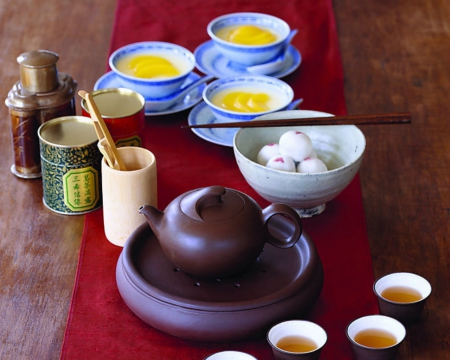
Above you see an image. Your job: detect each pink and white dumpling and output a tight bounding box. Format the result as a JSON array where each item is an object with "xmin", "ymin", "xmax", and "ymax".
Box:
[
  {"xmin": 266, "ymin": 155, "xmax": 296, "ymax": 172},
  {"xmin": 297, "ymin": 157, "xmax": 328, "ymax": 173},
  {"xmin": 256, "ymin": 143, "xmax": 280, "ymax": 165},
  {"xmin": 279, "ymin": 130, "xmax": 313, "ymax": 162},
  {"xmin": 307, "ymin": 149, "xmax": 318, "ymax": 159}
]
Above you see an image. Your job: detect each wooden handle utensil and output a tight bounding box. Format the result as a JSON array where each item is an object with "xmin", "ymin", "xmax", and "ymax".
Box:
[
  {"xmin": 183, "ymin": 112, "xmax": 411, "ymax": 129},
  {"xmin": 78, "ymin": 90, "xmax": 127, "ymax": 171}
]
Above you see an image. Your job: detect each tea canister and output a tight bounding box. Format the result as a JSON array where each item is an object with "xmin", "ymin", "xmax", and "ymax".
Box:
[
  {"xmin": 5, "ymin": 50, "xmax": 77, "ymax": 179},
  {"xmin": 38, "ymin": 116, "xmax": 102, "ymax": 215},
  {"xmin": 80, "ymin": 88, "xmax": 145, "ymax": 148}
]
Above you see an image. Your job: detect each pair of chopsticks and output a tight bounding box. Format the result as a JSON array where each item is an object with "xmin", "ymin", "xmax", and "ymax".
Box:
[
  {"xmin": 78, "ymin": 90, "xmax": 127, "ymax": 171},
  {"xmin": 183, "ymin": 112, "xmax": 412, "ymax": 129}
]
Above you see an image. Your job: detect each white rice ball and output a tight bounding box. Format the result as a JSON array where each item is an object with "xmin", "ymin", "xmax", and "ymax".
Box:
[
  {"xmin": 279, "ymin": 130, "xmax": 313, "ymax": 162},
  {"xmin": 266, "ymin": 155, "xmax": 296, "ymax": 172},
  {"xmin": 307, "ymin": 149, "xmax": 318, "ymax": 159},
  {"xmin": 256, "ymin": 143, "xmax": 280, "ymax": 165},
  {"xmin": 297, "ymin": 158, "xmax": 328, "ymax": 173}
]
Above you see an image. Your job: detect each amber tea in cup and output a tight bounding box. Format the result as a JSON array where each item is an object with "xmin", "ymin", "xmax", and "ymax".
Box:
[
  {"xmin": 380, "ymin": 286, "xmax": 422, "ymax": 303},
  {"xmin": 353, "ymin": 328, "xmax": 398, "ymax": 348},
  {"xmin": 346, "ymin": 315, "xmax": 406, "ymax": 360},
  {"xmin": 276, "ymin": 335, "xmax": 318, "ymax": 353},
  {"xmin": 374, "ymin": 272, "xmax": 431, "ymax": 324},
  {"xmin": 267, "ymin": 320, "xmax": 327, "ymax": 359}
]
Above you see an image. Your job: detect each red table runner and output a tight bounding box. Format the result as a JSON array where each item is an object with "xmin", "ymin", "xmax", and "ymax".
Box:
[{"xmin": 60, "ymin": 0, "xmax": 378, "ymax": 359}]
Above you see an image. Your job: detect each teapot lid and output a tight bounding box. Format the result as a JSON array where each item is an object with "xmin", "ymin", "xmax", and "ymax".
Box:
[{"xmin": 180, "ymin": 186, "xmax": 245, "ymax": 221}]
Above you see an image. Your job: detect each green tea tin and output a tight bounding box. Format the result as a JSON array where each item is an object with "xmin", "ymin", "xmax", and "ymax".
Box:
[{"xmin": 38, "ymin": 116, "xmax": 102, "ymax": 214}]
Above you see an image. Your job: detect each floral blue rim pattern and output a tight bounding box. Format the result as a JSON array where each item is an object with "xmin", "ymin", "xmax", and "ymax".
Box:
[{"xmin": 208, "ymin": 12, "xmax": 290, "ymax": 48}]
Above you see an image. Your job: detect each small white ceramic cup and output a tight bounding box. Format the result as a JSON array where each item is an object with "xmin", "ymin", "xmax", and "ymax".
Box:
[
  {"xmin": 102, "ymin": 146, "xmax": 157, "ymax": 246},
  {"xmin": 267, "ymin": 320, "xmax": 327, "ymax": 359},
  {"xmin": 204, "ymin": 351, "xmax": 257, "ymax": 359},
  {"xmin": 373, "ymin": 272, "xmax": 432, "ymax": 324},
  {"xmin": 346, "ymin": 315, "xmax": 406, "ymax": 360}
]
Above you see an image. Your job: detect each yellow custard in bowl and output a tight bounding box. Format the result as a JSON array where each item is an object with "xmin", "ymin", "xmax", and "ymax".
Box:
[
  {"xmin": 109, "ymin": 41, "xmax": 196, "ymax": 99},
  {"xmin": 115, "ymin": 54, "xmax": 188, "ymax": 79},
  {"xmin": 211, "ymin": 86, "xmax": 284, "ymax": 113},
  {"xmin": 215, "ymin": 25, "xmax": 279, "ymax": 45},
  {"xmin": 217, "ymin": 92, "xmax": 270, "ymax": 112}
]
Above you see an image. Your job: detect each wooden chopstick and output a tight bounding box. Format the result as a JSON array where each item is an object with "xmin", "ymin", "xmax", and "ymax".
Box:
[{"xmin": 184, "ymin": 112, "xmax": 411, "ymax": 129}]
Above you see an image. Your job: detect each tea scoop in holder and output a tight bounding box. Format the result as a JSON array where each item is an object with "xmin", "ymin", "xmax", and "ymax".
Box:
[{"xmin": 78, "ymin": 90, "xmax": 127, "ymax": 171}]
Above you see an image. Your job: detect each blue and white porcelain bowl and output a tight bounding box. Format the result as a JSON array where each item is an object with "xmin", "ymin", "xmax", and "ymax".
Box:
[
  {"xmin": 109, "ymin": 41, "xmax": 196, "ymax": 99},
  {"xmin": 207, "ymin": 12, "xmax": 290, "ymax": 66},
  {"xmin": 202, "ymin": 75, "xmax": 294, "ymax": 123}
]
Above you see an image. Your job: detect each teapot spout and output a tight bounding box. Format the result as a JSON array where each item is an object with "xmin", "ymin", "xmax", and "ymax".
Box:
[{"xmin": 139, "ymin": 205, "xmax": 164, "ymax": 235}]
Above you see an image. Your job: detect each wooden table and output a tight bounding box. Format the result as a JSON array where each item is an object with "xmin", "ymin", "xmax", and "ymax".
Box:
[{"xmin": 0, "ymin": 0, "xmax": 448, "ymax": 359}]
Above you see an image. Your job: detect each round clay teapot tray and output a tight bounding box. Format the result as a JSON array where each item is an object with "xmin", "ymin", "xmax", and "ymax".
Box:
[{"xmin": 116, "ymin": 223, "xmax": 324, "ymax": 342}]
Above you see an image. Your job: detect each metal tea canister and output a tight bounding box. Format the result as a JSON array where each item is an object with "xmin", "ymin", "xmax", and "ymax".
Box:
[
  {"xmin": 81, "ymin": 88, "xmax": 145, "ymax": 147},
  {"xmin": 5, "ymin": 50, "xmax": 77, "ymax": 179},
  {"xmin": 38, "ymin": 116, "xmax": 102, "ymax": 215}
]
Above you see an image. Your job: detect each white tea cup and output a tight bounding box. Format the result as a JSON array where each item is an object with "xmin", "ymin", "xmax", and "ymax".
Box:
[{"xmin": 267, "ymin": 320, "xmax": 327, "ymax": 359}]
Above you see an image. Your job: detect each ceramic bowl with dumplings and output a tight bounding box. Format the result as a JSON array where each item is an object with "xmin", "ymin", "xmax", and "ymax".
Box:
[
  {"xmin": 202, "ymin": 75, "xmax": 294, "ymax": 123},
  {"xmin": 207, "ymin": 12, "xmax": 291, "ymax": 66},
  {"xmin": 233, "ymin": 110, "xmax": 366, "ymax": 217},
  {"xmin": 109, "ymin": 41, "xmax": 196, "ymax": 99}
]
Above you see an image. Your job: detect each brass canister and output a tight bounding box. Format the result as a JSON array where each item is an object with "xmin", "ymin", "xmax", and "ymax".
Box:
[
  {"xmin": 5, "ymin": 50, "xmax": 77, "ymax": 179},
  {"xmin": 38, "ymin": 116, "xmax": 102, "ymax": 215}
]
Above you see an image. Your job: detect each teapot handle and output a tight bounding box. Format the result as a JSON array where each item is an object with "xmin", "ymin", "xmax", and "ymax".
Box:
[{"xmin": 262, "ymin": 203, "xmax": 303, "ymax": 249}]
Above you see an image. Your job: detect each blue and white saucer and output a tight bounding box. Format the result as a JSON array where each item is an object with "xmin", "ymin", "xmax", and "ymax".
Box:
[
  {"xmin": 188, "ymin": 102, "xmax": 238, "ymax": 147},
  {"xmin": 194, "ymin": 40, "xmax": 302, "ymax": 79},
  {"xmin": 94, "ymin": 71, "xmax": 205, "ymax": 116}
]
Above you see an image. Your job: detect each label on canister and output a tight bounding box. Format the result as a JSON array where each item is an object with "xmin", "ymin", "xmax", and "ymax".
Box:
[{"xmin": 38, "ymin": 116, "xmax": 102, "ymax": 215}]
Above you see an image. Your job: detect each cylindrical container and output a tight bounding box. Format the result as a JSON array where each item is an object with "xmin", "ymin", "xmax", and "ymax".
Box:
[
  {"xmin": 81, "ymin": 88, "xmax": 145, "ymax": 148},
  {"xmin": 102, "ymin": 146, "xmax": 157, "ymax": 247},
  {"xmin": 5, "ymin": 50, "xmax": 77, "ymax": 179},
  {"xmin": 38, "ymin": 116, "xmax": 102, "ymax": 215}
]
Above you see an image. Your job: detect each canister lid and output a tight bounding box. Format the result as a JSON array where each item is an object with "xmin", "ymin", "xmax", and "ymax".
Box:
[
  {"xmin": 5, "ymin": 73, "xmax": 77, "ymax": 111},
  {"xmin": 38, "ymin": 116, "xmax": 98, "ymax": 147},
  {"xmin": 17, "ymin": 50, "xmax": 59, "ymax": 93}
]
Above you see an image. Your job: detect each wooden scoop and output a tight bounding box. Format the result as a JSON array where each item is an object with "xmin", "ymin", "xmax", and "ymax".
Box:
[{"xmin": 78, "ymin": 90, "xmax": 127, "ymax": 171}]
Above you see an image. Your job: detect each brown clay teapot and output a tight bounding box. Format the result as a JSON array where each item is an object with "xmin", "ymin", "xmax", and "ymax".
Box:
[{"xmin": 139, "ymin": 185, "xmax": 303, "ymax": 278}]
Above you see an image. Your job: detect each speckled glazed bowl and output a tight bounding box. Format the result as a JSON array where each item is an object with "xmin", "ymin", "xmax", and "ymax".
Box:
[
  {"xmin": 116, "ymin": 222, "xmax": 324, "ymax": 342},
  {"xmin": 233, "ymin": 110, "xmax": 366, "ymax": 217}
]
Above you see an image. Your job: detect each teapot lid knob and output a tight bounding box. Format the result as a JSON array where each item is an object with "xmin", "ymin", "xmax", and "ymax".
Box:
[{"xmin": 180, "ymin": 186, "xmax": 245, "ymax": 221}]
